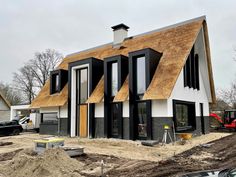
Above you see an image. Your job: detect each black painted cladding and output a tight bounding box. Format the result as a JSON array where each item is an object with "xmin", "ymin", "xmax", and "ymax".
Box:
[
  {"xmin": 152, "ymin": 117, "xmax": 175, "ymax": 142},
  {"xmin": 152, "ymin": 116, "xmax": 209, "ymax": 143},
  {"xmin": 123, "ymin": 117, "xmax": 130, "ymax": 140},
  {"xmin": 104, "ymin": 55, "xmax": 128, "ymax": 138},
  {"xmin": 129, "ymin": 48, "xmax": 162, "ymax": 140},
  {"xmin": 50, "ymin": 69, "xmax": 68, "ymax": 94},
  {"xmin": 94, "ymin": 118, "xmax": 104, "ymax": 138}
]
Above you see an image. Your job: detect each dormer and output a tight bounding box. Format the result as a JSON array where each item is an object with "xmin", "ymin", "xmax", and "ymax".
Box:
[{"xmin": 50, "ymin": 69, "xmax": 68, "ymax": 94}]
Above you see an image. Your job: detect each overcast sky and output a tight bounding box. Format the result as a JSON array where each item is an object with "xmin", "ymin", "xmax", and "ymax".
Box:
[{"xmin": 0, "ymin": 0, "xmax": 235, "ymax": 89}]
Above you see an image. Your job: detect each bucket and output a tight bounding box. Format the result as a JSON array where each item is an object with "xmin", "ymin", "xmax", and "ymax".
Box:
[{"xmin": 180, "ymin": 133, "xmax": 192, "ymax": 140}]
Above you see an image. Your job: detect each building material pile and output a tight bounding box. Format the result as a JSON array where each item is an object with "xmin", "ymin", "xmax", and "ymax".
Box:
[{"xmin": 0, "ymin": 148, "xmax": 84, "ymax": 177}]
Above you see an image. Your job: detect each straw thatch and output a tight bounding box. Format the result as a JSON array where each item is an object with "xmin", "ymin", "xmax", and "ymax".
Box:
[
  {"xmin": 86, "ymin": 76, "xmax": 104, "ymax": 103},
  {"xmin": 31, "ymin": 16, "xmax": 215, "ymax": 108},
  {"xmin": 142, "ymin": 20, "xmax": 215, "ymax": 103},
  {"xmin": 30, "ymin": 81, "xmax": 68, "ymax": 108},
  {"xmin": 113, "ymin": 75, "xmax": 129, "ymax": 102}
]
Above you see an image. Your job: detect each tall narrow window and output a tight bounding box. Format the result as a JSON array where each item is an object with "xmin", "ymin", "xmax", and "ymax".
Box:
[
  {"xmin": 136, "ymin": 56, "xmax": 146, "ymax": 94},
  {"xmin": 111, "ymin": 62, "xmax": 118, "ymax": 96},
  {"xmin": 183, "ymin": 47, "xmax": 199, "ymax": 90},
  {"xmin": 111, "ymin": 103, "xmax": 119, "ymax": 137},
  {"xmin": 55, "ymin": 74, "xmax": 59, "ymax": 92},
  {"xmin": 77, "ymin": 68, "xmax": 88, "ymax": 104},
  {"xmin": 137, "ymin": 102, "xmax": 147, "ymax": 139},
  {"xmin": 80, "ymin": 68, "xmax": 88, "ymax": 104},
  {"xmin": 51, "ymin": 73, "xmax": 60, "ymax": 94},
  {"xmin": 191, "ymin": 48, "xmax": 195, "ymax": 88},
  {"xmin": 50, "ymin": 69, "xmax": 68, "ymax": 95}
]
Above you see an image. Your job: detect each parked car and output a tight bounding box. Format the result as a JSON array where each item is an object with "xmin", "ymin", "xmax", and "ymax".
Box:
[
  {"xmin": 0, "ymin": 120, "xmax": 23, "ymax": 136},
  {"xmin": 180, "ymin": 168, "xmax": 236, "ymax": 177}
]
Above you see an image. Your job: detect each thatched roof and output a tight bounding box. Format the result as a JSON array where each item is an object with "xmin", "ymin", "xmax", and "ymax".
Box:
[
  {"xmin": 30, "ymin": 82, "xmax": 68, "ymax": 108},
  {"xmin": 113, "ymin": 75, "xmax": 129, "ymax": 102},
  {"xmin": 30, "ymin": 16, "xmax": 216, "ymax": 108},
  {"xmin": 86, "ymin": 76, "xmax": 104, "ymax": 104}
]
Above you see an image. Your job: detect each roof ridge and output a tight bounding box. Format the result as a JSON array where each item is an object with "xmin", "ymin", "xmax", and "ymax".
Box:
[
  {"xmin": 133, "ymin": 15, "xmax": 206, "ymax": 38},
  {"xmin": 66, "ymin": 15, "xmax": 206, "ymax": 58}
]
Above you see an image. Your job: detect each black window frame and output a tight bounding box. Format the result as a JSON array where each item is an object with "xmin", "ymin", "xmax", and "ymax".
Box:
[
  {"xmin": 110, "ymin": 61, "xmax": 119, "ymax": 98},
  {"xmin": 173, "ymin": 100, "xmax": 196, "ymax": 132},
  {"xmin": 135, "ymin": 55, "xmax": 146, "ymax": 97},
  {"xmin": 50, "ymin": 69, "xmax": 68, "ymax": 94},
  {"xmin": 129, "ymin": 48, "xmax": 162, "ymax": 140},
  {"xmin": 104, "ymin": 55, "xmax": 128, "ymax": 138},
  {"xmin": 76, "ymin": 67, "xmax": 89, "ymax": 105},
  {"xmin": 183, "ymin": 46, "xmax": 200, "ymax": 90}
]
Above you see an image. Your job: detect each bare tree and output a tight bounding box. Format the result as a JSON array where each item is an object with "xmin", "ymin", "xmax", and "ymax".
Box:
[
  {"xmin": 217, "ymin": 81, "xmax": 236, "ymax": 109},
  {"xmin": 0, "ymin": 82, "xmax": 23, "ymax": 105},
  {"xmin": 11, "ymin": 49, "xmax": 63, "ymax": 104},
  {"xmin": 13, "ymin": 64, "xmax": 36, "ymax": 104},
  {"xmin": 29, "ymin": 49, "xmax": 63, "ymax": 88}
]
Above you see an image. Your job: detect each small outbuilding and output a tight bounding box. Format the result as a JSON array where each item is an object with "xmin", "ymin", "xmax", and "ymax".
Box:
[{"xmin": 0, "ymin": 90, "xmax": 11, "ymax": 121}]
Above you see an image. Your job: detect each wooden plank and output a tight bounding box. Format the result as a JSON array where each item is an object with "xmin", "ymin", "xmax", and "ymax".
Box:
[{"xmin": 79, "ymin": 105, "xmax": 87, "ymax": 137}]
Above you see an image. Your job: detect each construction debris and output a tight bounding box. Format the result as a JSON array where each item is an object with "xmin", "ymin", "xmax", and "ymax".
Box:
[
  {"xmin": 141, "ymin": 140, "xmax": 159, "ymax": 147},
  {"xmin": 0, "ymin": 148, "xmax": 84, "ymax": 177},
  {"xmin": 200, "ymin": 143, "xmax": 215, "ymax": 148},
  {"xmin": 34, "ymin": 137, "xmax": 84, "ymax": 157}
]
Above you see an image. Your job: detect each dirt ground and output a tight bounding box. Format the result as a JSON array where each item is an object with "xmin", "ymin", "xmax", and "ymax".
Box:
[
  {"xmin": 0, "ymin": 132, "xmax": 234, "ymax": 177},
  {"xmin": 105, "ymin": 133, "xmax": 236, "ymax": 177}
]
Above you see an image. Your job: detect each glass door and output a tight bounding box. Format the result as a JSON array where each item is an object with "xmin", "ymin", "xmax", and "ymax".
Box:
[
  {"xmin": 76, "ymin": 68, "xmax": 88, "ymax": 137},
  {"xmin": 136, "ymin": 102, "xmax": 147, "ymax": 139},
  {"xmin": 111, "ymin": 103, "xmax": 119, "ymax": 138}
]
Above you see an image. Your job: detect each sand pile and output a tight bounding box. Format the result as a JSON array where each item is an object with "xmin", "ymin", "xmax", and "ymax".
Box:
[{"xmin": 0, "ymin": 148, "xmax": 84, "ymax": 177}]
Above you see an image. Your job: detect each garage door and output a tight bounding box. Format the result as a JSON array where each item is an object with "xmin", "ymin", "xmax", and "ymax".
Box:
[{"xmin": 43, "ymin": 113, "xmax": 57, "ymax": 122}]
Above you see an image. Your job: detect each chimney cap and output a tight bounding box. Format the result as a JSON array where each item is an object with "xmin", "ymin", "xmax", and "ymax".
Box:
[{"xmin": 111, "ymin": 23, "xmax": 129, "ymax": 31}]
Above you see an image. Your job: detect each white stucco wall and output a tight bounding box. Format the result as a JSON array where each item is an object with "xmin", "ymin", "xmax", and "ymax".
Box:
[
  {"xmin": 166, "ymin": 28, "xmax": 211, "ymax": 117},
  {"xmin": 122, "ymin": 101, "xmax": 129, "ymax": 117},
  {"xmin": 196, "ymin": 28, "xmax": 212, "ymax": 103},
  {"xmin": 60, "ymin": 104, "xmax": 68, "ymax": 118},
  {"xmin": 95, "ymin": 103, "xmax": 104, "ymax": 118},
  {"xmin": 113, "ymin": 29, "xmax": 127, "ymax": 45},
  {"xmin": 168, "ymin": 68, "xmax": 209, "ymax": 116},
  {"xmin": 152, "ymin": 100, "xmax": 168, "ymax": 117}
]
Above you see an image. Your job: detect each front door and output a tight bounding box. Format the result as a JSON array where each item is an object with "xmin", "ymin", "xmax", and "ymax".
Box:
[
  {"xmin": 76, "ymin": 68, "xmax": 88, "ymax": 137},
  {"xmin": 200, "ymin": 103, "xmax": 205, "ymax": 134}
]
